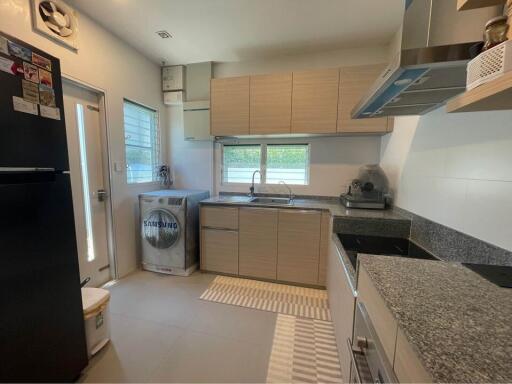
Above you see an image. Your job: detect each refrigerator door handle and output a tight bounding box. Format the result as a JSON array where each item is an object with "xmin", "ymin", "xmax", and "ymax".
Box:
[{"xmin": 0, "ymin": 167, "xmax": 56, "ymax": 172}]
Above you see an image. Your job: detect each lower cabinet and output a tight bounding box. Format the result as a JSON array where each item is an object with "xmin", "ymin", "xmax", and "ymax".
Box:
[
  {"xmin": 239, "ymin": 207, "xmax": 278, "ymax": 279},
  {"xmin": 200, "ymin": 205, "xmax": 327, "ymax": 286},
  {"xmin": 394, "ymin": 328, "xmax": 432, "ymax": 383},
  {"xmin": 201, "ymin": 228, "xmax": 238, "ymax": 274},
  {"xmin": 277, "ymin": 209, "xmax": 321, "ymax": 285},
  {"xmin": 327, "ymin": 237, "xmax": 356, "ymax": 383}
]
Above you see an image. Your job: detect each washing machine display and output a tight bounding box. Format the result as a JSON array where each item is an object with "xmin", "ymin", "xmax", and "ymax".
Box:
[{"xmin": 142, "ymin": 209, "xmax": 180, "ymax": 249}]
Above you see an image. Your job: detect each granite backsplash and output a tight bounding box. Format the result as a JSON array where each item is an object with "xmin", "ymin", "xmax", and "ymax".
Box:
[{"xmin": 394, "ymin": 207, "xmax": 512, "ymax": 266}]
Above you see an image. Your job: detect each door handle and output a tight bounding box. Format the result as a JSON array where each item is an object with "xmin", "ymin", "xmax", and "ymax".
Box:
[{"xmin": 97, "ymin": 189, "xmax": 108, "ymax": 202}]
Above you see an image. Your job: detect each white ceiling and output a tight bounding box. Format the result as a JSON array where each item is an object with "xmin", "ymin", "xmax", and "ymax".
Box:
[{"xmin": 68, "ymin": 0, "xmax": 404, "ymax": 65}]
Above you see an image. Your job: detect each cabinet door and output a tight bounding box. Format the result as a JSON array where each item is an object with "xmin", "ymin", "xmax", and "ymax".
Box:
[
  {"xmin": 394, "ymin": 328, "xmax": 432, "ymax": 383},
  {"xmin": 291, "ymin": 69, "xmax": 339, "ymax": 134},
  {"xmin": 357, "ymin": 264, "xmax": 398, "ymax": 364},
  {"xmin": 239, "ymin": 208, "xmax": 278, "ymax": 279},
  {"xmin": 250, "ymin": 73, "xmax": 292, "ymax": 134},
  {"xmin": 338, "ymin": 64, "xmax": 391, "ymax": 133},
  {"xmin": 277, "ymin": 210, "xmax": 321, "ymax": 284},
  {"xmin": 201, "ymin": 229, "xmax": 238, "ymax": 274},
  {"xmin": 327, "ymin": 238, "xmax": 356, "ymax": 383},
  {"xmin": 318, "ymin": 211, "xmax": 332, "ymax": 286},
  {"xmin": 210, "ymin": 76, "xmax": 250, "ymax": 136}
]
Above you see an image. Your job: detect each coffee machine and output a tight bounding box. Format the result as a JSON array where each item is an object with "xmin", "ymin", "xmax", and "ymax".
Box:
[{"xmin": 340, "ymin": 164, "xmax": 390, "ymax": 209}]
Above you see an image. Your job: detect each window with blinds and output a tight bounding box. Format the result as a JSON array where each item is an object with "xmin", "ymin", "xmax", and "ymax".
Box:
[{"xmin": 123, "ymin": 100, "xmax": 160, "ymax": 184}]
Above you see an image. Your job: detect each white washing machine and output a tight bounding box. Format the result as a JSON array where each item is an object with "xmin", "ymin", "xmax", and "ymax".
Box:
[{"xmin": 139, "ymin": 189, "xmax": 209, "ymax": 276}]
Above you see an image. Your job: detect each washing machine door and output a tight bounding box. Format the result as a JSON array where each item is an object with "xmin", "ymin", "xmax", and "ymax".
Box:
[{"xmin": 142, "ymin": 208, "xmax": 181, "ymax": 249}]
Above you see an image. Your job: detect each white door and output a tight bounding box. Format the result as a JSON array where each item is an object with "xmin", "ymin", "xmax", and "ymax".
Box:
[{"xmin": 63, "ymin": 82, "xmax": 112, "ymax": 287}]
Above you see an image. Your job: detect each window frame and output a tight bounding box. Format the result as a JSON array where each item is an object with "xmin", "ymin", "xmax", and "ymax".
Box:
[
  {"xmin": 123, "ymin": 99, "xmax": 161, "ymax": 185},
  {"xmin": 220, "ymin": 143, "xmax": 310, "ymax": 186}
]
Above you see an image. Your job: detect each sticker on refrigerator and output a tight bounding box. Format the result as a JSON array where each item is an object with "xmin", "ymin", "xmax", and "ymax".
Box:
[
  {"xmin": 38, "ymin": 68, "xmax": 53, "ymax": 88},
  {"xmin": 39, "ymin": 85, "xmax": 56, "ymax": 107},
  {"xmin": 13, "ymin": 96, "xmax": 38, "ymax": 115},
  {"xmin": 7, "ymin": 40, "xmax": 31, "ymax": 61},
  {"xmin": 0, "ymin": 56, "xmax": 16, "ymax": 75},
  {"xmin": 22, "ymin": 80, "xmax": 40, "ymax": 104},
  {"xmin": 0, "ymin": 36, "xmax": 8, "ymax": 55},
  {"xmin": 31, "ymin": 52, "xmax": 52, "ymax": 71},
  {"xmin": 23, "ymin": 62, "xmax": 39, "ymax": 83},
  {"xmin": 40, "ymin": 105, "xmax": 61, "ymax": 120}
]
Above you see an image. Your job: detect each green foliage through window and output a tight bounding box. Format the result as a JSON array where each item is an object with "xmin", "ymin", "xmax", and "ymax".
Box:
[{"xmin": 222, "ymin": 144, "xmax": 309, "ymax": 185}]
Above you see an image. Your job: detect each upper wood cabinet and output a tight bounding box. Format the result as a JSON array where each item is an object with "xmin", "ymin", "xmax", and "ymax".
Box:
[
  {"xmin": 338, "ymin": 64, "xmax": 391, "ymax": 133},
  {"xmin": 291, "ymin": 68, "xmax": 340, "ymax": 134},
  {"xmin": 210, "ymin": 76, "xmax": 250, "ymax": 136},
  {"xmin": 250, "ymin": 73, "xmax": 292, "ymax": 134}
]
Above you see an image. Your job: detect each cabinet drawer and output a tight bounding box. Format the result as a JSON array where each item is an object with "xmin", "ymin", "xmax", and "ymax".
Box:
[
  {"xmin": 201, "ymin": 206, "xmax": 238, "ymax": 230},
  {"xmin": 201, "ymin": 228, "xmax": 238, "ymax": 274},
  {"xmin": 394, "ymin": 328, "xmax": 432, "ymax": 383},
  {"xmin": 357, "ymin": 264, "xmax": 398, "ymax": 364}
]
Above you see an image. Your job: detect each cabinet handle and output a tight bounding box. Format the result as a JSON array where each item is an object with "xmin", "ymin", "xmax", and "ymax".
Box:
[{"xmin": 202, "ymin": 226, "xmax": 238, "ymax": 232}]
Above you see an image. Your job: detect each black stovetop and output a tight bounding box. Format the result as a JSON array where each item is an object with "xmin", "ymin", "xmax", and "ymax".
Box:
[
  {"xmin": 462, "ymin": 263, "xmax": 512, "ymax": 288},
  {"xmin": 337, "ymin": 233, "xmax": 512, "ymax": 288},
  {"xmin": 337, "ymin": 234, "xmax": 438, "ymax": 270}
]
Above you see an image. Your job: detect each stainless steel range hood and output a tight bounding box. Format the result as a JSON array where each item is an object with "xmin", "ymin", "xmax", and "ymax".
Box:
[{"xmin": 352, "ymin": 0, "xmax": 501, "ymax": 118}]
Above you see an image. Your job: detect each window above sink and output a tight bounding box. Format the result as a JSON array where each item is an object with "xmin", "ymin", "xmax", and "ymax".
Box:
[{"xmin": 222, "ymin": 143, "xmax": 310, "ymax": 185}]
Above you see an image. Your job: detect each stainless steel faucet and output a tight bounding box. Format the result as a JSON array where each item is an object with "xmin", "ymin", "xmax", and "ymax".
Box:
[
  {"xmin": 249, "ymin": 170, "xmax": 262, "ymax": 197},
  {"xmin": 279, "ymin": 181, "xmax": 294, "ymax": 201}
]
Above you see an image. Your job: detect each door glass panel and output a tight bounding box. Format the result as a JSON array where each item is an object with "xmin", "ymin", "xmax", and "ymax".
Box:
[{"xmin": 76, "ymin": 104, "xmax": 95, "ymax": 262}]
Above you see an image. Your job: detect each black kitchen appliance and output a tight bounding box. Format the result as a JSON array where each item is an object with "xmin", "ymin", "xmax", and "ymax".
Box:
[
  {"xmin": 462, "ymin": 264, "xmax": 512, "ymax": 288},
  {"xmin": 0, "ymin": 32, "xmax": 88, "ymax": 381},
  {"xmin": 338, "ymin": 233, "xmax": 438, "ymax": 269}
]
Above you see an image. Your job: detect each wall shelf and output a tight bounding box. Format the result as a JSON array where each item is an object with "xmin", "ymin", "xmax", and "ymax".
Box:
[
  {"xmin": 456, "ymin": 0, "xmax": 506, "ymax": 11},
  {"xmin": 446, "ymin": 71, "xmax": 512, "ymax": 112}
]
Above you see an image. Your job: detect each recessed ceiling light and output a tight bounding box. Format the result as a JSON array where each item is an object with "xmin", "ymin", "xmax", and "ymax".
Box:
[{"xmin": 156, "ymin": 30, "xmax": 172, "ymax": 39}]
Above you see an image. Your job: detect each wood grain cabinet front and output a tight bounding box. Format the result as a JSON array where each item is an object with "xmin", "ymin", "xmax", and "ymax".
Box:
[
  {"xmin": 210, "ymin": 76, "xmax": 250, "ymax": 136},
  {"xmin": 239, "ymin": 207, "xmax": 278, "ymax": 279},
  {"xmin": 291, "ymin": 68, "xmax": 340, "ymax": 134},
  {"xmin": 277, "ymin": 209, "xmax": 321, "ymax": 285},
  {"xmin": 201, "ymin": 228, "xmax": 238, "ymax": 275},
  {"xmin": 394, "ymin": 328, "xmax": 432, "ymax": 383},
  {"xmin": 338, "ymin": 64, "xmax": 392, "ymax": 133},
  {"xmin": 250, "ymin": 73, "xmax": 292, "ymax": 134},
  {"xmin": 201, "ymin": 206, "xmax": 239, "ymax": 230}
]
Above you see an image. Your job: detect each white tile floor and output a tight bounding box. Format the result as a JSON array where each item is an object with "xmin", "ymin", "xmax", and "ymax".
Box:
[{"xmin": 79, "ymin": 270, "xmax": 277, "ymax": 383}]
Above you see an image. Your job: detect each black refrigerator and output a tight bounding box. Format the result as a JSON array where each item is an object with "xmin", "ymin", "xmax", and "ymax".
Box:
[{"xmin": 0, "ymin": 32, "xmax": 88, "ymax": 381}]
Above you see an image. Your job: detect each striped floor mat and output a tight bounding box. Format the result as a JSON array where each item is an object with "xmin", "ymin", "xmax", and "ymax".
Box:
[
  {"xmin": 266, "ymin": 314, "xmax": 342, "ymax": 383},
  {"xmin": 199, "ymin": 275, "xmax": 330, "ymax": 321}
]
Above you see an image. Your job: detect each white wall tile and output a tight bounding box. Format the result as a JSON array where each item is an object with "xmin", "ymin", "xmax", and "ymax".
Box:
[{"xmin": 383, "ymin": 107, "xmax": 512, "ymax": 252}]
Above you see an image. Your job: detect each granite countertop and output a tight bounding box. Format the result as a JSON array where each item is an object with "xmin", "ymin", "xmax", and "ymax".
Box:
[
  {"xmin": 358, "ymin": 255, "xmax": 512, "ymax": 383},
  {"xmin": 200, "ymin": 195, "xmax": 408, "ymax": 220}
]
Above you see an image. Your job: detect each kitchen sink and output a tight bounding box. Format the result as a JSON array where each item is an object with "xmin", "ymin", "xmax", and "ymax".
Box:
[{"xmin": 249, "ymin": 197, "xmax": 292, "ymax": 205}]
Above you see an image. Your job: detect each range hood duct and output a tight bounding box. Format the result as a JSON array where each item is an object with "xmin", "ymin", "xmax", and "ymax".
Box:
[{"xmin": 352, "ymin": 0, "xmax": 502, "ymax": 118}]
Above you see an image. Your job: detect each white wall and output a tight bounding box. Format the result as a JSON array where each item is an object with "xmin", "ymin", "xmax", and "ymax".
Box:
[
  {"xmin": 169, "ymin": 45, "xmax": 390, "ymax": 196},
  {"xmin": 381, "ymin": 107, "xmax": 512, "ymax": 252},
  {"xmin": 1, "ymin": 0, "xmax": 167, "ymax": 277}
]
